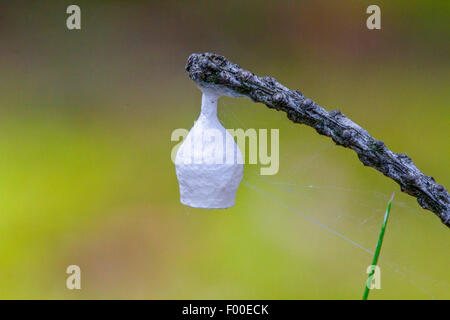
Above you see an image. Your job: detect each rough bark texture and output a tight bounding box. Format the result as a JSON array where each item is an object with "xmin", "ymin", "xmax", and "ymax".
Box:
[{"xmin": 185, "ymin": 52, "xmax": 450, "ymax": 228}]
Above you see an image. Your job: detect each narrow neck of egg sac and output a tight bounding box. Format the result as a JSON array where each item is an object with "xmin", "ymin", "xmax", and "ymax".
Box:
[{"xmin": 200, "ymin": 91, "xmax": 219, "ymax": 120}]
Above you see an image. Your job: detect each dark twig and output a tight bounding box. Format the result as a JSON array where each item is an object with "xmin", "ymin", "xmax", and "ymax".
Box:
[{"xmin": 185, "ymin": 52, "xmax": 450, "ymax": 228}]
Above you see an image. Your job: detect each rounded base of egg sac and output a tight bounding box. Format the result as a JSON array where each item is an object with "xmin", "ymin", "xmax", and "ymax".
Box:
[{"xmin": 176, "ymin": 163, "xmax": 243, "ymax": 209}]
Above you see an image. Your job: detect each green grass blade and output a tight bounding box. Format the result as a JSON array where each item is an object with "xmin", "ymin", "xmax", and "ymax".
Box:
[{"xmin": 362, "ymin": 192, "xmax": 395, "ymax": 300}]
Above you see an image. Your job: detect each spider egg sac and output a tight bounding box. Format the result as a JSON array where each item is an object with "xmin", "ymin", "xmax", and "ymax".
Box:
[{"xmin": 175, "ymin": 90, "xmax": 243, "ymax": 209}]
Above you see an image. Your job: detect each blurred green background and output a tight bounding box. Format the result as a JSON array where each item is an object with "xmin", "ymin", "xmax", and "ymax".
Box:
[{"xmin": 0, "ymin": 0, "xmax": 448, "ymax": 299}]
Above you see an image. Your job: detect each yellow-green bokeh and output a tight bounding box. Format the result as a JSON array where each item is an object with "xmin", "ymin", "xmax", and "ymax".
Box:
[{"xmin": 0, "ymin": 0, "xmax": 448, "ymax": 299}]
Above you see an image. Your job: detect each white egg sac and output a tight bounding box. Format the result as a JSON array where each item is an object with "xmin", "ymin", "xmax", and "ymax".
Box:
[{"xmin": 175, "ymin": 90, "xmax": 243, "ymax": 209}]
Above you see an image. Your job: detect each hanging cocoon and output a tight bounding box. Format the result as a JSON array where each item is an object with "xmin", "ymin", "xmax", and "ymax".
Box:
[{"xmin": 175, "ymin": 89, "xmax": 243, "ymax": 209}]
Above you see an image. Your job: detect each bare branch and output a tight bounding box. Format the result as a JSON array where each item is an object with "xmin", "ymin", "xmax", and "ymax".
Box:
[{"xmin": 185, "ymin": 52, "xmax": 450, "ymax": 228}]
